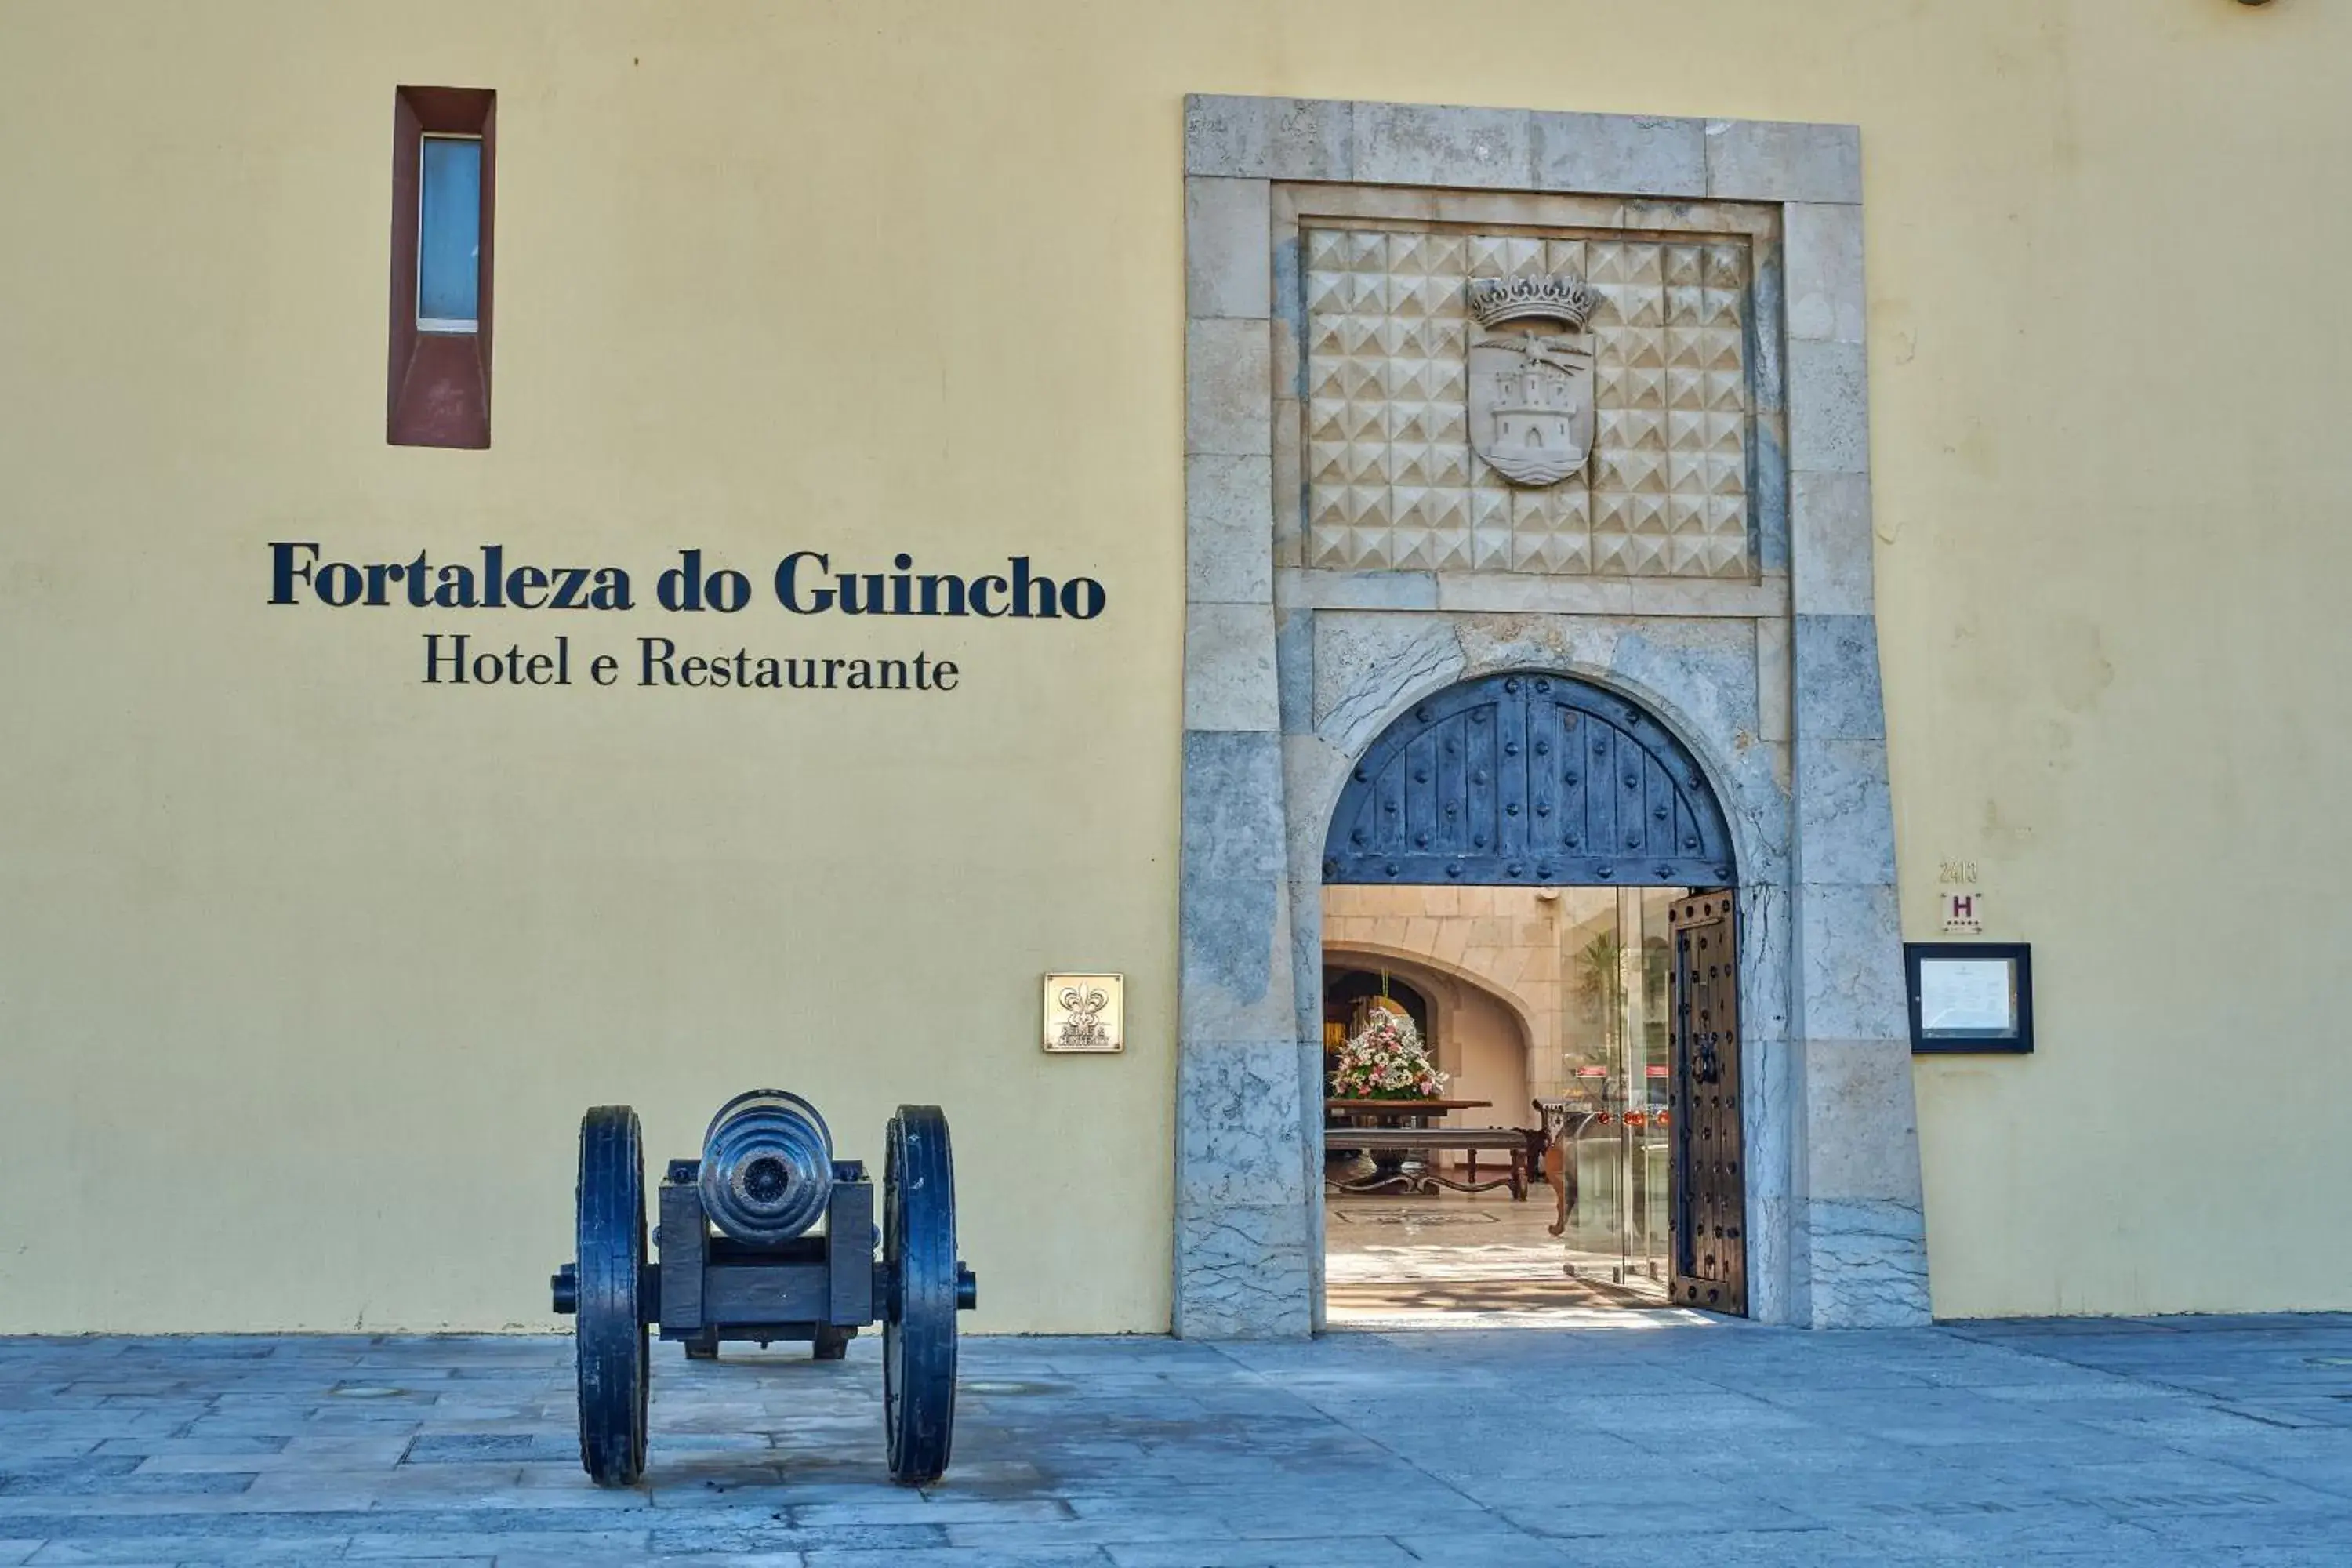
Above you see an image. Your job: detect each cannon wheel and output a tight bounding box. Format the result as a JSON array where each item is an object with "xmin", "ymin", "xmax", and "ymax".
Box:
[
  {"xmin": 882, "ymin": 1105, "xmax": 958, "ymax": 1484},
  {"xmin": 575, "ymin": 1105, "xmax": 649, "ymax": 1487}
]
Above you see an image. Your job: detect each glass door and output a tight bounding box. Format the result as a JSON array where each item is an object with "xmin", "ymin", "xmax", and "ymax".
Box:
[{"xmin": 1541, "ymin": 887, "xmax": 1681, "ymax": 1300}]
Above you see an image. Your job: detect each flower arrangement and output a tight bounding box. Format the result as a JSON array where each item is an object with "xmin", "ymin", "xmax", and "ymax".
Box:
[{"xmin": 1330, "ymin": 1004, "xmax": 1448, "ymax": 1100}]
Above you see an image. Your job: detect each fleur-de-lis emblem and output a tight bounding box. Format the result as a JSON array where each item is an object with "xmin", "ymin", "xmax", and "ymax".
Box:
[{"xmin": 1056, "ymin": 986, "xmax": 1109, "ymax": 1050}]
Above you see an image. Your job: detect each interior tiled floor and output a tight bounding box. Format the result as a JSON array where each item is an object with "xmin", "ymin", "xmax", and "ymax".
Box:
[{"xmin": 1325, "ymin": 1162, "xmax": 1673, "ymax": 1329}]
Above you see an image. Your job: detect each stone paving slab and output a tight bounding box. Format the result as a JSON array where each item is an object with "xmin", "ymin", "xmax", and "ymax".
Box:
[{"xmin": 2, "ymin": 1316, "xmax": 2350, "ymax": 1563}]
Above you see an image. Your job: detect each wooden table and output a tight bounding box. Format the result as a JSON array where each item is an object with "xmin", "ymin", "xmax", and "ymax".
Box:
[
  {"xmin": 1323, "ymin": 1098, "xmax": 1494, "ymax": 1192},
  {"xmin": 1324, "ymin": 1098, "xmax": 1494, "ymax": 1117}
]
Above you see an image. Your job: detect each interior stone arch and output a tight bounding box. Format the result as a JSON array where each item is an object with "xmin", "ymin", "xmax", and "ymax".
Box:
[
  {"xmin": 1322, "ymin": 939, "xmax": 1545, "ymax": 1057},
  {"xmin": 1321, "ymin": 942, "xmax": 1540, "ymax": 1152}
]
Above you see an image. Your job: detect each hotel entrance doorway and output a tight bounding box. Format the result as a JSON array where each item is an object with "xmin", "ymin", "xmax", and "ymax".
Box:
[{"xmin": 1317, "ymin": 671, "xmax": 1745, "ymax": 1326}]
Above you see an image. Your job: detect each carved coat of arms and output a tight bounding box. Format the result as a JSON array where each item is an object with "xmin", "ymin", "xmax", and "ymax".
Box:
[{"xmin": 1467, "ymin": 275, "xmax": 1598, "ymax": 487}]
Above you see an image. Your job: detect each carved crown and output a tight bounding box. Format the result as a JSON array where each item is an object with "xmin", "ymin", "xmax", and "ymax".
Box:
[{"xmin": 1468, "ymin": 274, "xmax": 1598, "ymax": 331}]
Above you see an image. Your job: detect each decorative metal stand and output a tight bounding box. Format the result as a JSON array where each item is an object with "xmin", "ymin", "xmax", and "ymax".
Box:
[
  {"xmin": 1320, "ymin": 1127, "xmax": 1530, "ymax": 1199},
  {"xmin": 551, "ymin": 1091, "xmax": 977, "ymax": 1488}
]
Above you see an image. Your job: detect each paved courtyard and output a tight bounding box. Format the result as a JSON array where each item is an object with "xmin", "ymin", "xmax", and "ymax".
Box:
[{"xmin": 4, "ymin": 1315, "xmax": 2352, "ymax": 1565}]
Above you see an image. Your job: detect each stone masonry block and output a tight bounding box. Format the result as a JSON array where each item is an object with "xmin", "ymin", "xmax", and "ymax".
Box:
[
  {"xmin": 1182, "ymin": 875, "xmax": 1296, "ymax": 1043},
  {"xmin": 1185, "ymin": 95, "xmax": 1352, "ymax": 180},
  {"xmin": 1185, "ymin": 177, "xmax": 1272, "ymax": 320},
  {"xmin": 1173, "ymin": 1202, "xmax": 1315, "ymax": 1338},
  {"xmin": 1802, "ymin": 1039, "xmax": 1926, "ymax": 1206},
  {"xmin": 1755, "ymin": 415, "xmax": 1790, "ymax": 573},
  {"xmin": 1279, "ymin": 568, "xmax": 1439, "ymax": 612},
  {"xmin": 1186, "ymin": 318, "xmax": 1273, "ymax": 458},
  {"xmin": 1353, "ymin": 101, "xmax": 1533, "ymax": 189},
  {"xmin": 1795, "ymin": 881, "xmax": 1906, "ymax": 1043},
  {"xmin": 1791, "ymin": 470, "xmax": 1876, "ymax": 617},
  {"xmin": 1311, "ymin": 613, "xmax": 1465, "ymax": 757},
  {"xmin": 1795, "ymin": 737, "xmax": 1896, "ymax": 886},
  {"xmin": 1178, "ymin": 1041, "xmax": 1309, "ymax": 1207},
  {"xmin": 1785, "ymin": 202, "xmax": 1865, "ymax": 344},
  {"xmin": 1705, "ymin": 118, "xmax": 1862, "ymax": 204},
  {"xmin": 1806, "ymin": 1198, "xmax": 1931, "ymax": 1328},
  {"xmin": 1287, "ymin": 877, "xmax": 1323, "ymax": 1047},
  {"xmin": 1751, "ymin": 248, "xmax": 1787, "ymax": 414},
  {"xmin": 1282, "ymin": 732, "xmax": 1350, "ymax": 887},
  {"xmin": 1757, "ymin": 615, "xmax": 1790, "ymax": 745},
  {"xmin": 1746, "ymin": 1188, "xmax": 1797, "ymax": 1326},
  {"xmin": 1533, "ymin": 111, "xmax": 1706, "ymax": 198},
  {"xmin": 1738, "ymin": 881, "xmax": 1796, "ymax": 1044},
  {"xmin": 1276, "ymin": 604, "xmax": 1315, "ymax": 735},
  {"xmin": 1788, "ymin": 339, "xmax": 1871, "ymax": 475},
  {"xmin": 1791, "ymin": 614, "xmax": 1887, "ymax": 741},
  {"xmin": 1188, "ymin": 454, "xmax": 1274, "ymax": 606},
  {"xmin": 1185, "ymin": 601, "xmax": 1280, "ymax": 731},
  {"xmin": 1270, "ymin": 314, "xmax": 1300, "ymax": 404},
  {"xmin": 1181, "ymin": 728, "xmax": 1288, "ymax": 982},
  {"xmin": 1271, "ymin": 395, "xmax": 1304, "ymax": 568}
]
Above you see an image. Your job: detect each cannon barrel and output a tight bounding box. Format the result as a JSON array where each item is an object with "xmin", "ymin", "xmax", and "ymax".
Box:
[{"xmin": 698, "ymin": 1089, "xmax": 835, "ymax": 1244}]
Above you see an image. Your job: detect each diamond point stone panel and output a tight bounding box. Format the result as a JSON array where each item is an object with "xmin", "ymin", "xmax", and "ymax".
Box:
[{"xmin": 1305, "ymin": 224, "xmax": 1754, "ymax": 579}]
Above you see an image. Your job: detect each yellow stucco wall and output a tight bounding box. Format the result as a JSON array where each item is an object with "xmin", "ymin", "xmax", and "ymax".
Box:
[{"xmin": 2, "ymin": 0, "xmax": 2346, "ymax": 1330}]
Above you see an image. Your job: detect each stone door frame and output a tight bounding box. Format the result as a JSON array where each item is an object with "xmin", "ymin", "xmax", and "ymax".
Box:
[{"xmin": 1177, "ymin": 94, "xmax": 1929, "ymax": 1334}]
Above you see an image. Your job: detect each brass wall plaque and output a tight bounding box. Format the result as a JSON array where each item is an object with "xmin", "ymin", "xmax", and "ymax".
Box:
[{"xmin": 1043, "ymin": 974, "xmax": 1123, "ymax": 1054}]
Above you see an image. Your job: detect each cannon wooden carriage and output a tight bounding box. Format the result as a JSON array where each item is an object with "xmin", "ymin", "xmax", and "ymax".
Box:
[{"xmin": 551, "ymin": 1090, "xmax": 977, "ymax": 1487}]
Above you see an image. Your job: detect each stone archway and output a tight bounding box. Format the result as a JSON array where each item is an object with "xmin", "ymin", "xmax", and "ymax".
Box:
[
  {"xmin": 1178, "ymin": 633, "xmax": 1922, "ymax": 1335},
  {"xmin": 1174, "ymin": 93, "xmax": 1930, "ymax": 1337},
  {"xmin": 1323, "ymin": 667, "xmax": 1755, "ymax": 1316}
]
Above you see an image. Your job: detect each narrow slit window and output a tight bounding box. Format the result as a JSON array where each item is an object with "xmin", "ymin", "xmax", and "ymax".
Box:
[
  {"xmin": 416, "ymin": 135, "xmax": 482, "ymax": 332},
  {"xmin": 388, "ymin": 86, "xmax": 493, "ymax": 448}
]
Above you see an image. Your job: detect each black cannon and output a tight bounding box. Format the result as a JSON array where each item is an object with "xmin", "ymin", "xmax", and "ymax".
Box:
[{"xmin": 550, "ymin": 1091, "xmax": 977, "ymax": 1488}]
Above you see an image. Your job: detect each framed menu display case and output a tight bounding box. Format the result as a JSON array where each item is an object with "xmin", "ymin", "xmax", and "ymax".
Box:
[{"xmin": 1905, "ymin": 943, "xmax": 2034, "ymax": 1054}]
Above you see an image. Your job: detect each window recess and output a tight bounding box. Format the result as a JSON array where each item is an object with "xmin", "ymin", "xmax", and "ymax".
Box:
[{"xmin": 389, "ymin": 87, "xmax": 494, "ymax": 448}]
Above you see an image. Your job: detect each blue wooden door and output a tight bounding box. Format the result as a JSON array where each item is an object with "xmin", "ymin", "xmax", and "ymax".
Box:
[{"xmin": 1322, "ymin": 672, "xmax": 1734, "ymax": 888}]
